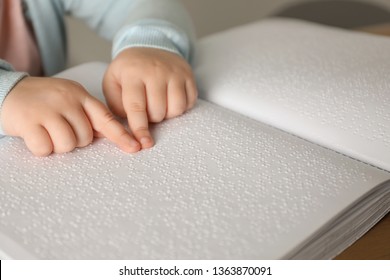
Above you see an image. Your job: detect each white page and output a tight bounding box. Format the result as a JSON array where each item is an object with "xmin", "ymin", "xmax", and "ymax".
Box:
[
  {"xmin": 195, "ymin": 18, "xmax": 390, "ymax": 171},
  {"xmin": 0, "ymin": 63, "xmax": 389, "ymax": 259}
]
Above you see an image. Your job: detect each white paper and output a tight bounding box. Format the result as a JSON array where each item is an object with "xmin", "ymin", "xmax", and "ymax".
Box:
[{"xmin": 195, "ymin": 18, "xmax": 390, "ymax": 171}]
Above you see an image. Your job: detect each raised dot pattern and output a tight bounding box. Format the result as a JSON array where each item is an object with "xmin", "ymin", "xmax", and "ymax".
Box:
[
  {"xmin": 195, "ymin": 18, "xmax": 390, "ymax": 171},
  {"xmin": 0, "ymin": 100, "xmax": 388, "ymax": 259}
]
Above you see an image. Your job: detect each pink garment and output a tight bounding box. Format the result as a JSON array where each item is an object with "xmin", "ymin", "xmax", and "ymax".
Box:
[{"xmin": 0, "ymin": 0, "xmax": 42, "ymax": 75}]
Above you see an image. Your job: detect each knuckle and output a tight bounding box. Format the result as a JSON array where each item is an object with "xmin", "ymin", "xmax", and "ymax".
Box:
[
  {"xmin": 148, "ymin": 111, "xmax": 165, "ymax": 123},
  {"xmin": 101, "ymin": 111, "xmax": 116, "ymax": 126},
  {"xmin": 182, "ymin": 68, "xmax": 192, "ymax": 78},
  {"xmin": 127, "ymin": 102, "xmax": 146, "ymax": 113},
  {"xmin": 95, "ymin": 111, "xmax": 119, "ymax": 134},
  {"xmin": 177, "ymin": 62, "xmax": 192, "ymax": 76},
  {"xmin": 134, "ymin": 126, "xmax": 149, "ymax": 134},
  {"xmin": 102, "ymin": 111, "xmax": 114, "ymax": 124},
  {"xmin": 52, "ymin": 80, "xmax": 86, "ymax": 103},
  {"xmin": 119, "ymin": 69, "xmax": 134, "ymax": 81},
  {"xmin": 51, "ymin": 91, "xmax": 74, "ymax": 105},
  {"xmin": 67, "ymin": 80, "xmax": 85, "ymax": 91}
]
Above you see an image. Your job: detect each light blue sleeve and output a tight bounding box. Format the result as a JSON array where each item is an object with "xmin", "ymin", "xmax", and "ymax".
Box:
[
  {"xmin": 60, "ymin": 0, "xmax": 196, "ymax": 61},
  {"xmin": 0, "ymin": 60, "xmax": 28, "ymax": 136}
]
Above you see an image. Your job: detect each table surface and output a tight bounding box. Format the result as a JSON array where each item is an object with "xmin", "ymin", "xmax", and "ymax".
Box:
[{"xmin": 335, "ymin": 23, "xmax": 390, "ymax": 260}]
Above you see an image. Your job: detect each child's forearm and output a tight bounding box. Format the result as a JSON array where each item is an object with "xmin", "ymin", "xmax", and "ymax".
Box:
[
  {"xmin": 58, "ymin": 0, "xmax": 195, "ymax": 61},
  {"xmin": 0, "ymin": 60, "xmax": 28, "ymax": 136},
  {"xmin": 111, "ymin": 0, "xmax": 196, "ymax": 61}
]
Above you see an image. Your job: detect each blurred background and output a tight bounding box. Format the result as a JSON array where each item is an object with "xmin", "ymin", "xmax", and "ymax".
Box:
[{"xmin": 66, "ymin": 0, "xmax": 390, "ymax": 67}]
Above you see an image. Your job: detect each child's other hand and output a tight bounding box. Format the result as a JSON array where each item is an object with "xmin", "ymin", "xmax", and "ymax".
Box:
[
  {"xmin": 103, "ymin": 47, "xmax": 198, "ymax": 149},
  {"xmin": 1, "ymin": 77, "xmax": 141, "ymax": 156}
]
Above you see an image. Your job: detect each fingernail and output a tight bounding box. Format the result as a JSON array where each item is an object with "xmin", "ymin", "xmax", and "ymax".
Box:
[
  {"xmin": 140, "ymin": 136, "xmax": 153, "ymax": 147},
  {"xmin": 120, "ymin": 137, "xmax": 140, "ymax": 153}
]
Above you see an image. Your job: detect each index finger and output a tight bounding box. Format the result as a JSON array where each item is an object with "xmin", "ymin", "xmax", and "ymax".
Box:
[
  {"xmin": 122, "ymin": 79, "xmax": 154, "ymax": 149},
  {"xmin": 82, "ymin": 95, "xmax": 141, "ymax": 153}
]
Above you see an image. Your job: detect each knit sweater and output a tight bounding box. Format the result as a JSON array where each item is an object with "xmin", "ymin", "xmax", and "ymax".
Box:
[{"xmin": 0, "ymin": 0, "xmax": 195, "ymax": 136}]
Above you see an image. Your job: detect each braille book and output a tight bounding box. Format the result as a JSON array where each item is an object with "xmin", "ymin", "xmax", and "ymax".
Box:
[{"xmin": 0, "ymin": 18, "xmax": 389, "ymax": 259}]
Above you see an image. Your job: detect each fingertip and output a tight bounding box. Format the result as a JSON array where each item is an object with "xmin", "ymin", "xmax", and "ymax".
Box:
[
  {"xmin": 31, "ymin": 146, "xmax": 53, "ymax": 157},
  {"xmin": 185, "ymin": 79, "xmax": 198, "ymax": 110},
  {"xmin": 23, "ymin": 126, "xmax": 54, "ymax": 157},
  {"xmin": 166, "ymin": 79, "xmax": 187, "ymax": 119},
  {"xmin": 140, "ymin": 136, "xmax": 154, "ymax": 149},
  {"xmin": 119, "ymin": 134, "xmax": 142, "ymax": 153},
  {"xmin": 131, "ymin": 126, "xmax": 154, "ymax": 150}
]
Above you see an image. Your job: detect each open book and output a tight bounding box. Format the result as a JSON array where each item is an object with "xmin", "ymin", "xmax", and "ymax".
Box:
[{"xmin": 0, "ymin": 18, "xmax": 389, "ymax": 260}]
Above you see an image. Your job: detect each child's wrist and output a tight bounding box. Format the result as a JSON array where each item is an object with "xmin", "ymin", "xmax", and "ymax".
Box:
[{"xmin": 0, "ymin": 70, "xmax": 29, "ymax": 135}]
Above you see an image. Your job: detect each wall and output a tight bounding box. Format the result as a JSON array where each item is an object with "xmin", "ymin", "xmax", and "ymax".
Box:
[
  {"xmin": 181, "ymin": 0, "xmax": 390, "ymax": 37},
  {"xmin": 66, "ymin": 0, "xmax": 390, "ymax": 66}
]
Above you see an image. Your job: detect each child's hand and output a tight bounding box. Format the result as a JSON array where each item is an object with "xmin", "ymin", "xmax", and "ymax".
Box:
[
  {"xmin": 103, "ymin": 47, "xmax": 198, "ymax": 149},
  {"xmin": 1, "ymin": 77, "xmax": 141, "ymax": 156}
]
